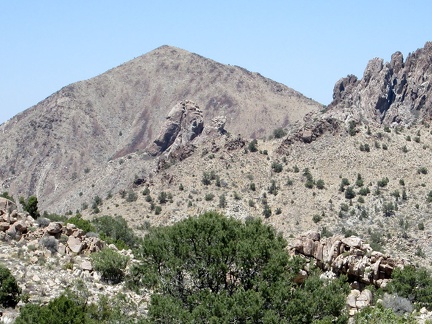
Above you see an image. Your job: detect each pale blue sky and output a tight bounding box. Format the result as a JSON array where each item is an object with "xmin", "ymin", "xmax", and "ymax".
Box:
[{"xmin": 1, "ymin": 1, "xmax": 431, "ymax": 124}]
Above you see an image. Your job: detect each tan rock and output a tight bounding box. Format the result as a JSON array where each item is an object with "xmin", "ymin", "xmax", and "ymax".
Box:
[
  {"xmin": 67, "ymin": 236, "xmax": 84, "ymax": 254},
  {"xmin": 46, "ymin": 222, "xmax": 63, "ymax": 234}
]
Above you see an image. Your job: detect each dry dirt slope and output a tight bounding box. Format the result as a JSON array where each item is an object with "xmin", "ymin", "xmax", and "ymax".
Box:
[{"xmin": 0, "ymin": 45, "xmax": 321, "ymax": 212}]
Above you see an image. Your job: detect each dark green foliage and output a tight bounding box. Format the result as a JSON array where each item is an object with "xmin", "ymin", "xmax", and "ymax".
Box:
[
  {"xmin": 0, "ymin": 265, "xmax": 21, "ymax": 307},
  {"xmin": 426, "ymin": 191, "xmax": 432, "ymax": 203},
  {"xmin": 0, "ymin": 191, "xmax": 15, "ymax": 202},
  {"xmin": 125, "ymin": 190, "xmax": 138, "ymax": 202},
  {"xmin": 399, "ymin": 179, "xmax": 405, "ymax": 186},
  {"xmin": 128, "ymin": 212, "xmax": 349, "ymax": 323},
  {"xmin": 271, "ymin": 161, "xmax": 283, "ymax": 173},
  {"xmin": 312, "ymin": 214, "xmax": 322, "ymax": 223},
  {"xmin": 268, "ymin": 180, "xmax": 278, "ymax": 196},
  {"xmin": 249, "ymin": 182, "xmax": 256, "ymax": 191},
  {"xmin": 273, "ymin": 127, "xmax": 287, "ymax": 139},
  {"xmin": 142, "ymin": 187, "xmax": 150, "ymax": 195},
  {"xmin": 418, "ymin": 222, "xmax": 425, "ymax": 230},
  {"xmin": 204, "ymin": 193, "xmax": 215, "ymax": 201},
  {"xmin": 303, "ymin": 168, "xmax": 314, "ymax": 189},
  {"xmin": 383, "ymin": 202, "xmax": 395, "ymax": 217},
  {"xmin": 417, "ymin": 166, "xmax": 428, "ymax": 175},
  {"xmin": 16, "ymin": 291, "xmax": 139, "ymax": 324},
  {"xmin": 68, "ymin": 214, "xmax": 95, "ymax": 234},
  {"xmin": 178, "ymin": 183, "xmax": 184, "ymax": 191},
  {"xmin": 359, "ymin": 143, "xmax": 370, "ymax": 152},
  {"xmin": 155, "ymin": 206, "xmax": 162, "ymax": 215},
  {"xmin": 355, "ymin": 304, "xmax": 416, "ymax": 323},
  {"xmin": 406, "ymin": 135, "xmax": 411, "ymax": 141},
  {"xmin": 387, "ymin": 266, "xmax": 432, "ymax": 310},
  {"xmin": 158, "ymin": 191, "xmax": 168, "ymax": 204},
  {"xmin": 262, "ymin": 203, "xmax": 272, "ymax": 218},
  {"xmin": 384, "ymin": 126, "xmax": 391, "ymax": 133},
  {"xmin": 377, "ymin": 177, "xmax": 389, "ymax": 187},
  {"xmin": 219, "ymin": 194, "xmax": 227, "ymax": 208},
  {"xmin": 43, "ymin": 212, "xmax": 68, "ymax": 222},
  {"xmin": 348, "ymin": 120, "xmax": 357, "ymax": 136},
  {"xmin": 91, "ymin": 248, "xmax": 129, "ymax": 284},
  {"xmin": 382, "ymin": 143, "xmax": 388, "ymax": 150},
  {"xmin": 248, "ymin": 139, "xmax": 258, "ymax": 152},
  {"xmin": 344, "ymin": 186, "xmax": 356, "ymax": 199},
  {"xmin": 358, "ymin": 187, "xmax": 370, "ymax": 196},
  {"xmin": 92, "ymin": 215, "xmax": 138, "ymax": 250},
  {"xmin": 233, "ymin": 191, "xmax": 241, "ymax": 200},
  {"xmin": 293, "ymin": 165, "xmax": 300, "ymax": 173},
  {"xmin": 316, "ymin": 179, "xmax": 325, "ymax": 189},
  {"xmin": 356, "ymin": 173, "xmax": 364, "ymax": 187},
  {"xmin": 19, "ymin": 195, "xmax": 40, "ymax": 219}
]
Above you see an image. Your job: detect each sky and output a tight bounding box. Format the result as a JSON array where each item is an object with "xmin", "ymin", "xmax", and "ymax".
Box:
[{"xmin": 1, "ymin": 1, "xmax": 431, "ymax": 124}]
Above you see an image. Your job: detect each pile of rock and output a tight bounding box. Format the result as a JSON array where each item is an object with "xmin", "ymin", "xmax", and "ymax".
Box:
[
  {"xmin": 291, "ymin": 231, "xmax": 410, "ymax": 288},
  {"xmin": 0, "ymin": 198, "xmax": 104, "ymax": 256}
]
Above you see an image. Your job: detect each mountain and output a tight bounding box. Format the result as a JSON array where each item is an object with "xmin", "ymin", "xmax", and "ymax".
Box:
[{"xmin": 0, "ymin": 45, "xmax": 321, "ymax": 212}]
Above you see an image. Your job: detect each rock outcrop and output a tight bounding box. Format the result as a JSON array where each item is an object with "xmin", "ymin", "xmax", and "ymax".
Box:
[
  {"xmin": 328, "ymin": 41, "xmax": 432, "ymax": 125},
  {"xmin": 292, "ymin": 231, "xmax": 410, "ymax": 288},
  {"xmin": 146, "ymin": 100, "xmax": 204, "ymax": 156}
]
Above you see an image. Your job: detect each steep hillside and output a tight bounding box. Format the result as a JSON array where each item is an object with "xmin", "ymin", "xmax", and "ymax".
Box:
[{"xmin": 0, "ymin": 46, "xmax": 321, "ymax": 212}]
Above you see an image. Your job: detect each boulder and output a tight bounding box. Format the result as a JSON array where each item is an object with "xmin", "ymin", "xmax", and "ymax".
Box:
[
  {"xmin": 67, "ymin": 236, "xmax": 85, "ymax": 254},
  {"xmin": 46, "ymin": 222, "xmax": 63, "ymax": 234}
]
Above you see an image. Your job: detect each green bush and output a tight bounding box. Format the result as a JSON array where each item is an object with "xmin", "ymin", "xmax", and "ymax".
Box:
[
  {"xmin": 273, "ymin": 128, "xmax": 287, "ymax": 139},
  {"xmin": 387, "ymin": 265, "xmax": 432, "ymax": 310},
  {"xmin": 316, "ymin": 179, "xmax": 325, "ymax": 189},
  {"xmin": 417, "ymin": 166, "xmax": 428, "ymax": 175},
  {"xmin": 271, "ymin": 161, "xmax": 283, "ymax": 173},
  {"xmin": 92, "ymin": 215, "xmax": 138, "ymax": 250},
  {"xmin": 0, "ymin": 265, "xmax": 21, "ymax": 307},
  {"xmin": 344, "ymin": 186, "xmax": 356, "ymax": 199},
  {"xmin": 19, "ymin": 195, "xmax": 40, "ymax": 219},
  {"xmin": 128, "ymin": 211, "xmax": 349, "ymax": 323},
  {"xmin": 68, "ymin": 214, "xmax": 95, "ymax": 234},
  {"xmin": 248, "ymin": 139, "xmax": 258, "ymax": 152},
  {"xmin": 204, "ymin": 193, "xmax": 215, "ymax": 201},
  {"xmin": 91, "ymin": 248, "xmax": 129, "ymax": 284}
]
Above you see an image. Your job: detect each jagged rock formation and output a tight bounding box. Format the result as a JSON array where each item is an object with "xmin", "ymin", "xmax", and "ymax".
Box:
[
  {"xmin": 292, "ymin": 231, "xmax": 411, "ymax": 288},
  {"xmin": 0, "ymin": 45, "xmax": 320, "ymax": 213},
  {"xmin": 328, "ymin": 41, "xmax": 432, "ymax": 125},
  {"xmin": 146, "ymin": 100, "xmax": 205, "ymax": 156}
]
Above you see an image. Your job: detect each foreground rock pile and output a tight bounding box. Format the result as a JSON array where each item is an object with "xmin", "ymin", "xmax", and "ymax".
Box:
[
  {"xmin": 0, "ymin": 197, "xmax": 148, "ymax": 322},
  {"xmin": 292, "ymin": 231, "xmax": 411, "ymax": 288}
]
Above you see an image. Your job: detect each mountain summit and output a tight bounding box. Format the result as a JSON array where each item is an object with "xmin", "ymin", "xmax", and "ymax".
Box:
[{"xmin": 0, "ymin": 45, "xmax": 320, "ymax": 211}]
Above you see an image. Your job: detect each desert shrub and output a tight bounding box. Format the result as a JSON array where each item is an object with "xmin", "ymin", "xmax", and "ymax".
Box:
[
  {"xmin": 402, "ymin": 145, "xmax": 408, "ymax": 153},
  {"xmin": 414, "ymin": 136, "xmax": 420, "ymax": 143},
  {"xmin": 36, "ymin": 217, "xmax": 51, "ymax": 228},
  {"xmin": 248, "ymin": 199, "xmax": 255, "ymax": 207},
  {"xmin": 344, "ymin": 186, "xmax": 356, "ymax": 199},
  {"xmin": 19, "ymin": 195, "xmax": 40, "ymax": 219},
  {"xmin": 418, "ymin": 222, "xmax": 425, "ymax": 230},
  {"xmin": 142, "ymin": 187, "xmax": 150, "ymax": 196},
  {"xmin": 219, "ymin": 194, "xmax": 227, "ymax": 208},
  {"xmin": 273, "ymin": 128, "xmax": 287, "ymax": 139},
  {"xmin": 91, "ymin": 248, "xmax": 129, "ymax": 284},
  {"xmin": 355, "ymin": 303, "xmax": 415, "ymax": 323},
  {"xmin": 387, "ymin": 265, "xmax": 432, "ymax": 310},
  {"xmin": 377, "ymin": 177, "xmax": 389, "ymax": 187},
  {"xmin": 0, "ymin": 265, "xmax": 21, "ymax": 307},
  {"xmin": 125, "ymin": 191, "xmax": 138, "ymax": 202},
  {"xmin": 92, "ymin": 215, "xmax": 138, "ymax": 250},
  {"xmin": 383, "ymin": 202, "xmax": 395, "ymax": 217},
  {"xmin": 312, "ymin": 214, "xmax": 322, "ymax": 223},
  {"xmin": 154, "ymin": 206, "xmax": 162, "ymax": 215},
  {"xmin": 340, "ymin": 203, "xmax": 349, "ymax": 212},
  {"xmin": 426, "ymin": 191, "xmax": 432, "ymax": 203},
  {"xmin": 358, "ymin": 196, "xmax": 365, "ymax": 203},
  {"xmin": 316, "ymin": 179, "xmax": 325, "ymax": 189},
  {"xmin": 249, "ymin": 183, "xmax": 256, "ymax": 191},
  {"xmin": 293, "ymin": 165, "xmax": 300, "ymax": 173},
  {"xmin": 68, "ymin": 214, "xmax": 95, "ymax": 234},
  {"xmin": 248, "ymin": 139, "xmax": 258, "ymax": 152},
  {"xmin": 271, "ymin": 161, "xmax": 283, "ymax": 173},
  {"xmin": 0, "ymin": 192, "xmax": 15, "ymax": 202},
  {"xmin": 262, "ymin": 203, "xmax": 272, "ymax": 218},
  {"xmin": 417, "ymin": 166, "xmax": 428, "ymax": 175},
  {"xmin": 268, "ymin": 180, "xmax": 278, "ymax": 196},
  {"xmin": 358, "ymin": 187, "xmax": 370, "ymax": 196},
  {"xmin": 40, "ymin": 236, "xmax": 58, "ymax": 253},
  {"xmin": 128, "ymin": 211, "xmax": 349, "ymax": 323},
  {"xmin": 406, "ymin": 135, "xmax": 411, "ymax": 141},
  {"xmin": 158, "ymin": 191, "xmax": 168, "ymax": 204},
  {"xmin": 233, "ymin": 191, "xmax": 241, "ymax": 200},
  {"xmin": 348, "ymin": 120, "xmax": 356, "ymax": 136},
  {"xmin": 204, "ymin": 193, "xmax": 215, "ymax": 201},
  {"xmin": 275, "ymin": 207, "xmax": 282, "ymax": 214},
  {"xmin": 382, "ymin": 143, "xmax": 388, "ymax": 150}
]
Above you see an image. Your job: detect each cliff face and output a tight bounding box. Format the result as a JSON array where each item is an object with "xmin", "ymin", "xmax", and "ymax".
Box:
[{"xmin": 328, "ymin": 42, "xmax": 432, "ymax": 125}]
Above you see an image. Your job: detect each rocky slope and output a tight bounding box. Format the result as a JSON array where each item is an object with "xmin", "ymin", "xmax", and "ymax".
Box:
[{"xmin": 0, "ymin": 45, "xmax": 320, "ymax": 213}]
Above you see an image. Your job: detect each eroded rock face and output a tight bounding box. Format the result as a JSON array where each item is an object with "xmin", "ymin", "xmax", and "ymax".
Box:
[
  {"xmin": 328, "ymin": 41, "xmax": 432, "ymax": 125},
  {"xmin": 146, "ymin": 100, "xmax": 204, "ymax": 156},
  {"xmin": 292, "ymin": 231, "xmax": 410, "ymax": 287}
]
